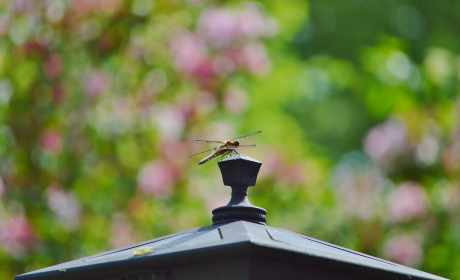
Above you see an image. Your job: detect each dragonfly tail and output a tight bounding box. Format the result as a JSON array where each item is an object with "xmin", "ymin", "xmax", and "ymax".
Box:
[{"xmin": 198, "ymin": 154, "xmax": 216, "ymax": 165}]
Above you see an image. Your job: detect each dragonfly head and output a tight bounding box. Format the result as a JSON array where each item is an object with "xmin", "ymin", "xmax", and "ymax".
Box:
[{"xmin": 234, "ymin": 140, "xmax": 239, "ymax": 146}]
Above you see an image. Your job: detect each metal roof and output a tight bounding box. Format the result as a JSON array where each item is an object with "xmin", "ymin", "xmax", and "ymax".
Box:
[{"xmin": 15, "ymin": 220, "xmax": 448, "ymax": 280}]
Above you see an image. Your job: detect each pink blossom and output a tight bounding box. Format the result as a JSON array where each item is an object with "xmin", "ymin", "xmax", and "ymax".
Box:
[
  {"xmin": 46, "ymin": 187, "xmax": 81, "ymax": 229},
  {"xmin": 383, "ymin": 234, "xmax": 423, "ymax": 266},
  {"xmin": 198, "ymin": 9, "xmax": 238, "ymax": 48},
  {"xmin": 364, "ymin": 119, "xmax": 407, "ymax": 161},
  {"xmin": 170, "ymin": 32, "xmax": 216, "ymax": 87},
  {"xmin": 0, "ymin": 14, "xmax": 10, "ymax": 36},
  {"xmin": 0, "ymin": 176, "xmax": 4, "ymax": 197},
  {"xmin": 52, "ymin": 85, "xmax": 65, "ymax": 103},
  {"xmin": 260, "ymin": 152, "xmax": 283, "ymax": 178},
  {"xmin": 415, "ymin": 133, "xmax": 439, "ymax": 165},
  {"xmin": 43, "ymin": 54, "xmax": 63, "ymax": 80},
  {"xmin": 237, "ymin": 4, "xmax": 273, "ymax": 38},
  {"xmin": 259, "ymin": 152, "xmax": 305, "ymax": 185},
  {"xmin": 82, "ymin": 70, "xmax": 111, "ymax": 97},
  {"xmin": 0, "ymin": 216, "xmax": 34, "ymax": 254},
  {"xmin": 13, "ymin": 0, "xmax": 37, "ymax": 13},
  {"xmin": 138, "ymin": 160, "xmax": 179, "ymax": 197},
  {"xmin": 170, "ymin": 32, "xmax": 207, "ymax": 74},
  {"xmin": 333, "ymin": 166, "xmax": 385, "ymax": 220},
  {"xmin": 280, "ymin": 166, "xmax": 304, "ymax": 184},
  {"xmin": 388, "ymin": 182, "xmax": 427, "ymax": 222},
  {"xmin": 152, "ymin": 106, "xmax": 186, "ymax": 141},
  {"xmin": 195, "ymin": 92, "xmax": 217, "ymax": 115},
  {"xmin": 198, "ymin": 5, "xmax": 274, "ymax": 48},
  {"xmin": 235, "ymin": 43, "xmax": 270, "ymax": 74},
  {"xmin": 162, "ymin": 141, "xmax": 188, "ymax": 165},
  {"xmin": 224, "ymin": 88, "xmax": 247, "ymax": 113},
  {"xmin": 442, "ymin": 129, "xmax": 460, "ymax": 173},
  {"xmin": 71, "ymin": 0, "xmax": 121, "ymax": 17},
  {"xmin": 191, "ymin": 60, "xmax": 215, "ymax": 84},
  {"xmin": 206, "ymin": 195, "xmax": 230, "ymax": 213},
  {"xmin": 40, "ymin": 129, "xmax": 63, "ymax": 154},
  {"xmin": 111, "ymin": 97, "xmax": 131, "ymax": 122},
  {"xmin": 212, "ymin": 56, "xmax": 236, "ymax": 75},
  {"xmin": 22, "ymin": 40, "xmax": 47, "ymax": 55}
]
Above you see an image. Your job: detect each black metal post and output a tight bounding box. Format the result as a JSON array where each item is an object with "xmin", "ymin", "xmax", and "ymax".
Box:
[{"xmin": 212, "ymin": 155, "xmax": 267, "ymax": 225}]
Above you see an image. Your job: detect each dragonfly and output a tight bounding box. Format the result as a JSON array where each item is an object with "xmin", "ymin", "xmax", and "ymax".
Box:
[{"xmin": 190, "ymin": 131, "xmax": 261, "ymax": 165}]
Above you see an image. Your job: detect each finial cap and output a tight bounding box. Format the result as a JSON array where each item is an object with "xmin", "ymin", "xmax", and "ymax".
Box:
[{"xmin": 218, "ymin": 155, "xmax": 262, "ymax": 187}]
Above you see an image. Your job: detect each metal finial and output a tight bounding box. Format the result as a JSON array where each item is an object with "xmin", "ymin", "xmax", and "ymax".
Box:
[{"xmin": 212, "ymin": 154, "xmax": 267, "ymax": 225}]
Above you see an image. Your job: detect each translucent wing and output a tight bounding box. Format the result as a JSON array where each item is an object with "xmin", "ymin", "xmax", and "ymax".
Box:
[
  {"xmin": 222, "ymin": 145, "xmax": 256, "ymax": 150},
  {"xmin": 189, "ymin": 148, "xmax": 217, "ymax": 158},
  {"xmin": 230, "ymin": 131, "xmax": 262, "ymax": 141},
  {"xmin": 191, "ymin": 140, "xmax": 223, "ymax": 145}
]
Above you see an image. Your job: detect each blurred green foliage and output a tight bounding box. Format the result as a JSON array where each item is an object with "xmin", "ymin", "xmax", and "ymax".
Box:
[{"xmin": 0, "ymin": 0, "xmax": 459, "ymax": 279}]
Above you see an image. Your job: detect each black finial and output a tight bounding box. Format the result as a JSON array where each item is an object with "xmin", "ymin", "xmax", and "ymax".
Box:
[{"xmin": 212, "ymin": 154, "xmax": 267, "ymax": 225}]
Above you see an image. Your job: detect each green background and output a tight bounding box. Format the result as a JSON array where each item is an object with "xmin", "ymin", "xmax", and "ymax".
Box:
[{"xmin": 0, "ymin": 0, "xmax": 459, "ymax": 278}]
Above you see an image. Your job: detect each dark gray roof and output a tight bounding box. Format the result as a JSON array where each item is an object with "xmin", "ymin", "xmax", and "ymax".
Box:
[{"xmin": 16, "ymin": 221, "xmax": 448, "ymax": 280}]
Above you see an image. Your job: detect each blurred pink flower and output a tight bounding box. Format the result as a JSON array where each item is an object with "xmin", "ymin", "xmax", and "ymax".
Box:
[
  {"xmin": 152, "ymin": 106, "xmax": 186, "ymax": 141},
  {"xmin": 364, "ymin": 119, "xmax": 407, "ymax": 161},
  {"xmin": 442, "ymin": 143, "xmax": 460, "ymax": 173},
  {"xmin": 43, "ymin": 54, "xmax": 63, "ymax": 80},
  {"xmin": 238, "ymin": 4, "xmax": 274, "ymax": 38},
  {"xmin": 46, "ymin": 187, "xmax": 81, "ymax": 229},
  {"xmin": 198, "ymin": 9, "xmax": 238, "ymax": 48},
  {"xmin": 13, "ymin": 0, "xmax": 37, "ymax": 13},
  {"xmin": 387, "ymin": 182, "xmax": 427, "ymax": 222},
  {"xmin": 83, "ymin": 70, "xmax": 111, "ymax": 97},
  {"xmin": 415, "ymin": 133, "xmax": 439, "ymax": 166},
  {"xmin": 198, "ymin": 5, "xmax": 274, "ymax": 48},
  {"xmin": 138, "ymin": 160, "xmax": 179, "ymax": 197},
  {"xmin": 383, "ymin": 234, "xmax": 423, "ymax": 266},
  {"xmin": 260, "ymin": 152, "xmax": 283, "ymax": 178},
  {"xmin": 22, "ymin": 40, "xmax": 47, "ymax": 55},
  {"xmin": 0, "ymin": 216, "xmax": 34, "ymax": 254},
  {"xmin": 40, "ymin": 129, "xmax": 63, "ymax": 154},
  {"xmin": 112, "ymin": 97, "xmax": 131, "ymax": 122},
  {"xmin": 224, "ymin": 88, "xmax": 247, "ymax": 113},
  {"xmin": 212, "ymin": 56, "xmax": 236, "ymax": 75},
  {"xmin": 0, "ymin": 14, "xmax": 10, "ymax": 36},
  {"xmin": 444, "ymin": 183, "xmax": 460, "ymax": 210},
  {"xmin": 162, "ymin": 141, "xmax": 189, "ymax": 165},
  {"xmin": 170, "ymin": 32, "xmax": 208, "ymax": 74},
  {"xmin": 110, "ymin": 213, "xmax": 133, "ymax": 249},
  {"xmin": 333, "ymin": 166, "xmax": 385, "ymax": 220},
  {"xmin": 195, "ymin": 92, "xmax": 217, "ymax": 115},
  {"xmin": 235, "ymin": 43, "xmax": 270, "ymax": 74},
  {"xmin": 259, "ymin": 152, "xmax": 305, "ymax": 185},
  {"xmin": 52, "ymin": 85, "xmax": 65, "ymax": 103},
  {"xmin": 0, "ymin": 176, "xmax": 4, "ymax": 197},
  {"xmin": 280, "ymin": 166, "xmax": 305, "ymax": 184},
  {"xmin": 205, "ymin": 194, "xmax": 229, "ymax": 214},
  {"xmin": 71, "ymin": 0, "xmax": 121, "ymax": 17}
]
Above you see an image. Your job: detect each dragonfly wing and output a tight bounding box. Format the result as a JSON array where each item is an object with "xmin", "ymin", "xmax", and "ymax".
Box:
[
  {"xmin": 221, "ymin": 145, "xmax": 256, "ymax": 150},
  {"xmin": 234, "ymin": 145, "xmax": 256, "ymax": 150},
  {"xmin": 191, "ymin": 140, "xmax": 223, "ymax": 145},
  {"xmin": 230, "ymin": 131, "xmax": 262, "ymax": 141},
  {"xmin": 189, "ymin": 148, "xmax": 217, "ymax": 158}
]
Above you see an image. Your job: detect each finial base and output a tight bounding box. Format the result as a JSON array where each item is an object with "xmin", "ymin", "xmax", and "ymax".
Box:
[{"xmin": 212, "ymin": 205, "xmax": 267, "ymax": 224}]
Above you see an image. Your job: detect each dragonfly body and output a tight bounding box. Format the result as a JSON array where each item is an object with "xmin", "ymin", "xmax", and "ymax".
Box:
[{"xmin": 190, "ymin": 132, "xmax": 260, "ymax": 165}]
